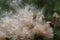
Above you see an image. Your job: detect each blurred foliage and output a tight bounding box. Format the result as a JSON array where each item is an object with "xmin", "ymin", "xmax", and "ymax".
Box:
[
  {"xmin": 0, "ymin": 0, "xmax": 15, "ymax": 16},
  {"xmin": 0, "ymin": 0, "xmax": 15, "ymax": 11}
]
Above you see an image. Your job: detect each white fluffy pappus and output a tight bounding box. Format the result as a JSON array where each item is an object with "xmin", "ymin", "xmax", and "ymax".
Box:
[{"xmin": 0, "ymin": 0, "xmax": 54, "ymax": 40}]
